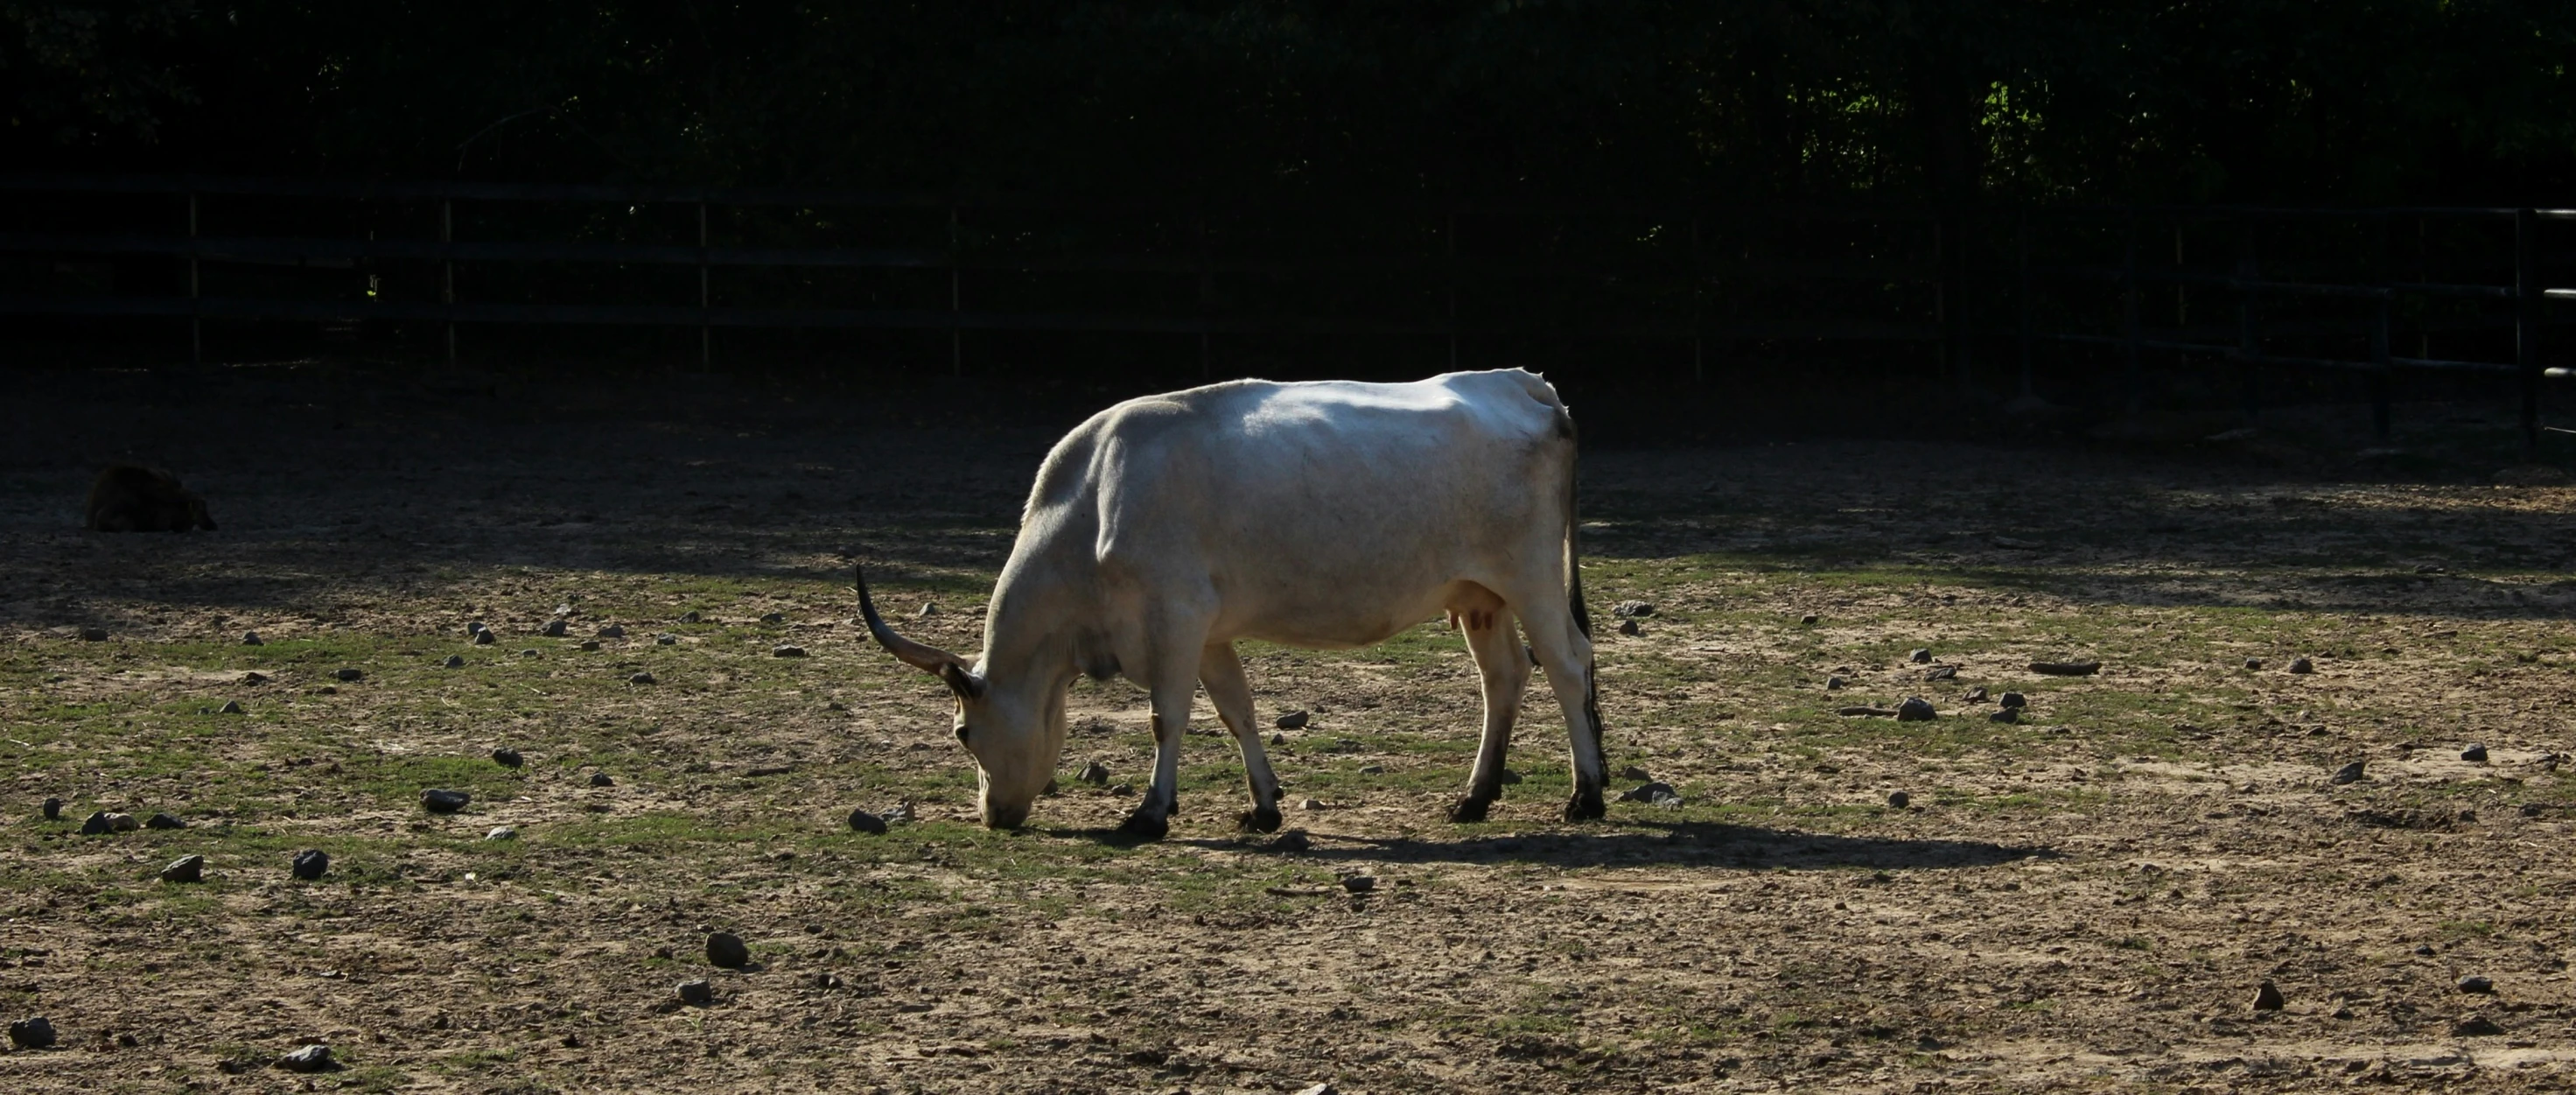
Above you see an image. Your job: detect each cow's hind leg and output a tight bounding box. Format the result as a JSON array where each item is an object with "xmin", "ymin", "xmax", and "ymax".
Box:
[
  {"xmin": 1448, "ymin": 603, "xmax": 1530, "ymax": 823},
  {"xmin": 1517, "ymin": 595, "xmax": 1607, "ymax": 822},
  {"xmin": 1200, "ymin": 642, "xmax": 1282, "ymax": 833}
]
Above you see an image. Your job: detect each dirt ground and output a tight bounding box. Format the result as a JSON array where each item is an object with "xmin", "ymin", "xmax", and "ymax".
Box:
[{"xmin": 5, "ymin": 362, "xmax": 2576, "ymax": 1093}]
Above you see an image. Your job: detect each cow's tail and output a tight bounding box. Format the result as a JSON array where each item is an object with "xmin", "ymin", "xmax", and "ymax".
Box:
[{"xmin": 1561, "ymin": 412, "xmax": 1592, "ymax": 641}]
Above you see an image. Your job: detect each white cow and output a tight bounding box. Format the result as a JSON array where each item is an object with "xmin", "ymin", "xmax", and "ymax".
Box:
[{"xmin": 856, "ymin": 368, "xmax": 1609, "ymax": 837}]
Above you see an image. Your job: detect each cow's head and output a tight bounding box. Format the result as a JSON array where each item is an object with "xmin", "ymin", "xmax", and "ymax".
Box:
[{"xmin": 855, "ymin": 565, "xmax": 1054, "ymax": 828}]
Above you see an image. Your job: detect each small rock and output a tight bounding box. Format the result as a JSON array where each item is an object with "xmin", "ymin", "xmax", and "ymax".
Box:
[
  {"xmin": 1076, "ymin": 762, "xmax": 1110, "ymax": 785},
  {"xmin": 218, "ymin": 699, "xmax": 243, "ymax": 714},
  {"xmin": 542, "ymin": 619, "xmax": 568, "ymax": 637},
  {"xmin": 442, "ymin": 655, "xmax": 465, "ymax": 668},
  {"xmin": 1496, "ymin": 769, "xmax": 1522, "ymax": 784},
  {"xmin": 1825, "ymin": 675, "xmax": 1845, "ymax": 690},
  {"xmin": 1300, "ymin": 798, "xmax": 1325, "ymax": 811},
  {"xmin": 1895, "ymin": 697, "xmax": 1936, "ymax": 721},
  {"xmin": 2457, "ymin": 975, "xmax": 2495, "ymax": 994},
  {"xmin": 2251, "ymin": 981, "xmax": 2286, "ymax": 1011},
  {"xmin": 917, "ymin": 603, "xmax": 938, "ymax": 617},
  {"xmin": 826, "ymin": 699, "xmax": 848, "ymax": 712},
  {"xmin": 8, "ymin": 1016, "xmax": 58, "ymax": 1049},
  {"xmin": 519, "ymin": 649, "xmax": 540, "ymax": 657},
  {"xmin": 1924, "ymin": 664, "xmax": 1957, "ymax": 681},
  {"xmin": 1270, "ymin": 830, "xmax": 1312, "ymax": 852},
  {"xmin": 655, "ymin": 635, "xmax": 677, "ymax": 645},
  {"xmin": 160, "ymin": 854, "xmax": 205, "ymax": 883},
  {"xmin": 1270, "ymin": 733, "xmax": 1286, "ymax": 746},
  {"xmin": 2288, "ymin": 656, "xmax": 2314, "ymax": 674},
  {"xmin": 1618, "ymin": 782, "xmax": 1682, "ymax": 804},
  {"xmin": 707, "ymin": 932, "xmax": 751, "ymax": 969},
  {"xmin": 144, "ymin": 812, "xmax": 185, "ymax": 830},
  {"xmin": 1108, "ymin": 783, "xmax": 1134, "ymax": 797},
  {"xmin": 758, "ymin": 612, "xmax": 784, "ymax": 625},
  {"xmin": 40, "ymin": 797, "xmax": 60, "ymax": 821},
  {"xmin": 679, "ymin": 611, "xmax": 701, "ymax": 623},
  {"xmin": 466, "ymin": 621, "xmax": 489, "ymax": 636},
  {"xmin": 79, "ymin": 811, "xmax": 112, "ymax": 835},
  {"xmin": 772, "ymin": 644, "xmax": 807, "ymax": 658},
  {"xmin": 1962, "ymin": 687, "xmax": 1988, "ymax": 703},
  {"xmin": 2416, "ymin": 562, "xmax": 2447, "ymax": 574},
  {"xmin": 1276, "ymin": 710, "xmax": 1311, "ymax": 730},
  {"xmin": 1616, "ymin": 618, "xmax": 1642, "ymax": 636},
  {"xmin": 240, "ymin": 670, "xmax": 266, "ymax": 684},
  {"xmin": 421, "ymin": 789, "xmax": 470, "ymax": 812},
  {"xmin": 578, "ymin": 640, "xmax": 600, "ymax": 651},
  {"xmin": 2028, "ymin": 660, "xmax": 2101, "ymax": 677},
  {"xmin": 1358, "ymin": 764, "xmax": 1385, "ymax": 775},
  {"xmin": 1613, "ymin": 600, "xmax": 1655, "ymax": 618},
  {"xmin": 1989, "ymin": 707, "xmax": 2020, "ymax": 724},
  {"xmin": 485, "ymin": 826, "xmax": 517, "ymax": 841},
  {"xmin": 106, "ymin": 812, "xmax": 139, "ymax": 832},
  {"xmin": 1340, "ymin": 875, "xmax": 1377, "ymax": 894},
  {"xmin": 2451, "ymin": 1014, "xmax": 2506, "ymax": 1036},
  {"xmin": 1838, "ymin": 705, "xmax": 1899, "ymax": 717},
  {"xmin": 472, "ymin": 629, "xmax": 495, "ymax": 645},
  {"xmin": 240, "ymin": 631, "xmax": 262, "ymax": 646},
  {"xmin": 2416, "ymin": 944, "xmax": 2438, "ymax": 956},
  {"xmin": 1908, "ymin": 648, "xmax": 1933, "ymax": 663},
  {"xmin": 492, "ymin": 748, "xmax": 523, "ymax": 768},
  {"xmin": 2329, "ymin": 761, "xmax": 2366, "ymax": 785},
  {"xmin": 1616, "ymin": 764, "xmax": 1651, "ymax": 781},
  {"xmin": 1800, "ymin": 614, "xmax": 1819, "ymax": 625},
  {"xmin": 290, "ymin": 849, "xmax": 329, "ymax": 881},
  {"xmin": 847, "ymin": 809, "xmax": 888, "ymax": 834},
  {"xmin": 79, "ymin": 627, "xmax": 108, "ymax": 642},
  {"xmin": 553, "ymin": 603, "xmax": 573, "ymax": 617},
  {"xmin": 2244, "ymin": 657, "xmax": 2264, "ymax": 670},
  {"xmin": 589, "ymin": 772, "xmax": 614, "ymax": 787},
  {"xmin": 1998, "ymin": 692, "xmax": 2026, "ymax": 708},
  {"xmin": 598, "ymin": 624, "xmax": 626, "ymax": 638},
  {"xmin": 1886, "ymin": 790, "xmax": 1911, "ymax": 809},
  {"xmin": 628, "ymin": 671, "xmax": 657, "ymax": 684},
  {"xmin": 333, "ymin": 668, "xmax": 363, "ymax": 683},
  {"xmin": 1292, "ymin": 1084, "xmax": 1339, "ymax": 1095},
  {"xmin": 2461, "ymin": 743, "xmax": 2488, "ymax": 762},
  {"xmin": 676, "ymin": 979, "xmax": 715, "ymax": 1006}
]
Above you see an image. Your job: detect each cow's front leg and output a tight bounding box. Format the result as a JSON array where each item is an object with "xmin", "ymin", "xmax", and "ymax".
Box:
[
  {"xmin": 1448, "ymin": 607, "xmax": 1530, "ymax": 823},
  {"xmin": 1117, "ymin": 680, "xmax": 1195, "ymax": 840},
  {"xmin": 1200, "ymin": 641, "xmax": 1282, "ymax": 833}
]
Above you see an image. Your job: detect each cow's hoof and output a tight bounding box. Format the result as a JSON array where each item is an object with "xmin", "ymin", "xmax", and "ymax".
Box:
[
  {"xmin": 1236, "ymin": 805, "xmax": 1283, "ymax": 834},
  {"xmin": 1562, "ymin": 790, "xmax": 1606, "ymax": 823},
  {"xmin": 1116, "ymin": 811, "xmax": 1170, "ymax": 840},
  {"xmin": 1446, "ymin": 797, "xmax": 1492, "ymax": 824}
]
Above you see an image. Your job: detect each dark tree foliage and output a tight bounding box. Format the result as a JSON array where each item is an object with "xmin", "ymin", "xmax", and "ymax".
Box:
[{"xmin": 6, "ymin": 1, "xmax": 2572, "ymax": 204}]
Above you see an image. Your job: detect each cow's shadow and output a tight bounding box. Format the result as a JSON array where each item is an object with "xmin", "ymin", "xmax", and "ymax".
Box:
[{"xmin": 1054, "ymin": 821, "xmax": 2052, "ymax": 872}]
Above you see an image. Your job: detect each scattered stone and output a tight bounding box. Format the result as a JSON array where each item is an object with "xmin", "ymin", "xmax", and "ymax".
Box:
[
  {"xmin": 8, "ymin": 1016, "xmax": 57, "ymax": 1049},
  {"xmin": 679, "ymin": 611, "xmax": 701, "ymax": 623},
  {"xmin": 2461, "ymin": 743, "xmax": 2489, "ymax": 762},
  {"xmin": 1613, "ymin": 601, "xmax": 1655, "ymax": 618},
  {"xmin": 578, "ymin": 640, "xmax": 600, "ymax": 651},
  {"xmin": 241, "ymin": 631, "xmax": 262, "ymax": 646},
  {"xmin": 1076, "ymin": 762, "xmax": 1111, "ymax": 785},
  {"xmin": 542, "ymin": 619, "xmax": 568, "ymax": 637},
  {"xmin": 144, "ymin": 812, "xmax": 184, "ymax": 830},
  {"xmin": 1962, "ymin": 686, "xmax": 1988, "ymax": 703},
  {"xmin": 676, "ymin": 979, "xmax": 714, "ymax": 1006},
  {"xmin": 492, "ymin": 748, "xmax": 524, "ymax": 768},
  {"xmin": 467, "ymin": 621, "xmax": 490, "ymax": 636},
  {"xmin": 2457, "ymin": 975, "xmax": 2495, "ymax": 994},
  {"xmin": 1299, "ymin": 798, "xmax": 1325, "ymax": 811},
  {"xmin": 1496, "ymin": 769, "xmax": 1522, "ymax": 784},
  {"xmin": 106, "ymin": 812, "xmax": 139, "ymax": 832},
  {"xmin": 1886, "ymin": 790, "xmax": 1911, "ymax": 809},
  {"xmin": 519, "ymin": 649, "xmax": 540, "ymax": 657},
  {"xmin": 707, "ymin": 932, "xmax": 752, "ymax": 969},
  {"xmin": 333, "ymin": 668, "xmax": 363, "ymax": 683},
  {"xmin": 1838, "ymin": 705, "xmax": 1898, "ymax": 717},
  {"xmin": 1924, "ymin": 664, "xmax": 1958, "ymax": 681},
  {"xmin": 472, "ymin": 629, "xmax": 495, "ymax": 645},
  {"xmin": 1616, "ymin": 618, "xmax": 1642, "ymax": 636},
  {"xmin": 2029, "ymin": 661, "xmax": 2101, "ymax": 677},
  {"xmin": 442, "ymin": 655, "xmax": 465, "ymax": 668},
  {"xmin": 917, "ymin": 603, "xmax": 938, "ymax": 618},
  {"xmin": 218, "ymin": 699, "xmax": 243, "ymax": 715},
  {"xmin": 554, "ymin": 603, "xmax": 573, "ymax": 617},
  {"xmin": 1292, "ymin": 1084, "xmax": 1339, "ymax": 1095},
  {"xmin": 655, "ymin": 635, "xmax": 676, "ymax": 646},
  {"xmin": 1908, "ymin": 648, "xmax": 1933, "ymax": 663},
  {"xmin": 80, "ymin": 811, "xmax": 111, "ymax": 835},
  {"xmin": 2451, "ymin": 1014, "xmax": 2507, "ymax": 1037},
  {"xmin": 1108, "ymin": 784, "xmax": 1135, "ymax": 797},
  {"xmin": 160, "ymin": 854, "xmax": 205, "ymax": 883},
  {"xmin": 2244, "ymin": 657, "xmax": 2264, "ymax": 670},
  {"xmin": 421, "ymin": 789, "xmax": 470, "ymax": 812},
  {"xmin": 1825, "ymin": 675, "xmax": 1846, "ymax": 690},
  {"xmin": 240, "ymin": 670, "xmax": 267, "ymax": 684},
  {"xmin": 485, "ymin": 826, "xmax": 516, "ymax": 841},
  {"xmin": 1271, "ymin": 830, "xmax": 1312, "ymax": 853},
  {"xmin": 2251, "ymin": 981, "xmax": 2286, "ymax": 1011},
  {"xmin": 589, "ymin": 772, "xmax": 614, "ymax": 788},
  {"xmin": 772, "ymin": 644, "xmax": 807, "ymax": 658},
  {"xmin": 628, "ymin": 671, "xmax": 657, "ymax": 684},
  {"xmin": 1895, "ymin": 697, "xmax": 1937, "ymax": 721},
  {"xmin": 597, "ymin": 624, "xmax": 626, "ymax": 638},
  {"xmin": 79, "ymin": 627, "xmax": 108, "ymax": 642},
  {"xmin": 1270, "ymin": 733, "xmax": 1286, "ymax": 746},
  {"xmin": 882, "ymin": 801, "xmax": 914, "ymax": 825},
  {"xmin": 1341, "ymin": 875, "xmax": 1377, "ymax": 894},
  {"xmin": 1618, "ymin": 782, "xmax": 1682, "ymax": 804},
  {"xmin": 1616, "ymin": 764, "xmax": 1651, "ymax": 781},
  {"xmin": 1801, "ymin": 614, "xmax": 1819, "ymax": 625},
  {"xmin": 1999, "ymin": 692, "xmax": 2027, "ymax": 708},
  {"xmin": 290, "ymin": 849, "xmax": 329, "ymax": 881},
  {"xmin": 2329, "ymin": 761, "xmax": 2366, "ymax": 785},
  {"xmin": 2288, "ymin": 656, "xmax": 2314, "ymax": 674},
  {"xmin": 760, "ymin": 612, "xmax": 786, "ymax": 625},
  {"xmin": 846, "ymin": 809, "xmax": 888, "ymax": 834},
  {"xmin": 40, "ymin": 797, "xmax": 60, "ymax": 821},
  {"xmin": 1276, "ymin": 710, "xmax": 1311, "ymax": 730},
  {"xmin": 1990, "ymin": 707, "xmax": 2020, "ymax": 724},
  {"xmin": 1358, "ymin": 764, "xmax": 1385, "ymax": 775}
]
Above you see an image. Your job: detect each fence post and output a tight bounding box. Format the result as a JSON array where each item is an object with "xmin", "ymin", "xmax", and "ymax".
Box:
[
  {"xmin": 2517, "ymin": 207, "xmax": 2538, "ymax": 460},
  {"xmin": 697, "ymin": 200, "xmax": 710, "ymax": 372},
  {"xmin": 948, "ymin": 204, "xmax": 962, "ymax": 377},
  {"xmin": 440, "ymin": 198, "xmax": 455, "ymax": 367},
  {"xmin": 2123, "ymin": 207, "xmax": 2141, "ymax": 417},
  {"xmin": 187, "ymin": 190, "xmax": 200, "ymax": 368},
  {"xmin": 2371, "ymin": 292, "xmax": 2392, "ymax": 440},
  {"xmin": 2015, "ymin": 208, "xmax": 2032, "ymax": 401}
]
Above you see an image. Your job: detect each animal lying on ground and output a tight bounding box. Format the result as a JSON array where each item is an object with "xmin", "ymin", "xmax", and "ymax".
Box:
[
  {"xmin": 857, "ymin": 368, "xmax": 1609, "ymax": 839},
  {"xmin": 85, "ymin": 465, "xmax": 217, "ymax": 532}
]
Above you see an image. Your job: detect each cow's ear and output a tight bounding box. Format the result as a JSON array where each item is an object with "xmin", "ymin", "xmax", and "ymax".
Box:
[{"xmin": 941, "ymin": 662, "xmax": 985, "ymax": 701}]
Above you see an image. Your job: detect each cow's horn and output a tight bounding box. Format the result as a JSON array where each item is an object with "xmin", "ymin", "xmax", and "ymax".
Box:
[{"xmin": 854, "ymin": 565, "xmax": 966, "ymax": 674}]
